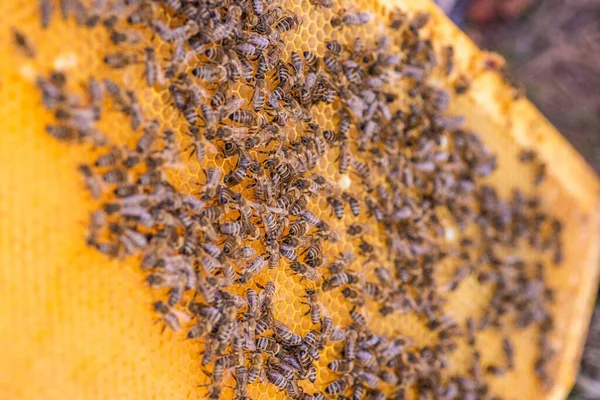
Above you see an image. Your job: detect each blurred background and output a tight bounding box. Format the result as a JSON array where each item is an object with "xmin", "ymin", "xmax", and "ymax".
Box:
[{"xmin": 434, "ymin": 0, "xmax": 600, "ymax": 397}]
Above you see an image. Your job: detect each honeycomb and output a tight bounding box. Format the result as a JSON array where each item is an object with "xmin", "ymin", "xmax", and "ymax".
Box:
[{"xmin": 0, "ymin": 0, "xmax": 599, "ymax": 399}]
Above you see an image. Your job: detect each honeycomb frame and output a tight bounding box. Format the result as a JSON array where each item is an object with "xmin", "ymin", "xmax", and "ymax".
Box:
[{"xmin": 0, "ymin": 0, "xmax": 598, "ymax": 399}]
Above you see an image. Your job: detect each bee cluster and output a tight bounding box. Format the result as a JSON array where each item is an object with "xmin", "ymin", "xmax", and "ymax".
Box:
[{"xmin": 19, "ymin": 0, "xmax": 565, "ymax": 398}]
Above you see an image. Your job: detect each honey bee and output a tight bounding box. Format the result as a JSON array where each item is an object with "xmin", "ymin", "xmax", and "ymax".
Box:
[
  {"xmin": 503, "ymin": 337, "xmax": 515, "ymax": 370},
  {"xmin": 288, "ymin": 379, "xmax": 305, "ymax": 398},
  {"xmin": 113, "ymin": 183, "xmax": 141, "ymax": 198},
  {"xmin": 144, "ymin": 47, "xmax": 164, "ymax": 87},
  {"xmin": 235, "ymin": 55, "xmax": 254, "ymax": 83},
  {"xmin": 46, "ymin": 125, "xmax": 76, "ymax": 142},
  {"xmin": 323, "ymin": 55, "xmax": 341, "ymax": 74},
  {"xmin": 238, "ymin": 254, "xmax": 266, "ymax": 283},
  {"xmin": 280, "ymin": 244, "xmax": 298, "ymax": 261},
  {"xmin": 109, "ymin": 28, "xmax": 142, "ymax": 46},
  {"xmin": 196, "ymin": 277, "xmax": 218, "ymax": 306},
  {"xmin": 203, "ymin": 46, "xmax": 225, "ymax": 63},
  {"xmin": 518, "ymin": 149, "xmax": 536, "ymax": 163},
  {"xmin": 217, "ymin": 185, "xmax": 242, "ymax": 205},
  {"xmin": 201, "ymin": 380, "xmax": 222, "ymax": 400},
  {"xmin": 362, "ymin": 282, "xmax": 383, "ymax": 300},
  {"xmin": 189, "ymin": 307, "xmax": 221, "ymax": 338},
  {"xmin": 136, "ymin": 120, "xmax": 159, "ymax": 154},
  {"xmin": 302, "ymin": 288, "xmax": 322, "ymax": 324},
  {"xmin": 154, "ymin": 300, "xmax": 188, "ymax": 332},
  {"xmin": 266, "ymin": 369, "xmax": 288, "ymax": 389},
  {"xmin": 356, "ymin": 371, "xmax": 379, "ymax": 389},
  {"xmin": 355, "ymin": 349, "xmax": 377, "ymax": 369},
  {"xmin": 265, "ymin": 239, "xmax": 281, "ymax": 270},
  {"xmin": 90, "ymin": 237, "xmax": 121, "ymax": 258},
  {"xmin": 328, "ymin": 359, "xmax": 354, "ymax": 374},
  {"xmin": 303, "ymin": 330, "xmax": 321, "ymax": 351},
  {"xmin": 275, "ymin": 188, "xmax": 299, "ymax": 209},
  {"xmin": 103, "ymin": 52, "xmax": 138, "ymax": 69},
  {"xmin": 365, "ymin": 196, "xmax": 383, "ymax": 222},
  {"xmin": 317, "ymin": 306, "xmax": 334, "ymax": 342},
  {"xmin": 234, "ymin": 365, "xmax": 249, "ymax": 399},
  {"xmin": 215, "ymin": 308, "xmax": 239, "ymax": 349},
  {"xmin": 325, "ymin": 377, "xmax": 349, "ymax": 395},
  {"xmin": 443, "ymin": 45, "xmax": 455, "ymax": 77},
  {"xmin": 146, "ymin": 270, "xmax": 185, "ymax": 289},
  {"xmin": 216, "ymin": 352, "xmax": 244, "ymax": 372},
  {"xmin": 218, "ymin": 96, "xmax": 245, "ymax": 121},
  {"xmin": 275, "ymin": 15, "xmax": 300, "ymax": 33},
  {"xmin": 338, "ymin": 141, "xmax": 351, "ymax": 174},
  {"xmin": 327, "ymin": 327, "xmax": 346, "ymax": 343},
  {"xmin": 187, "ymin": 129, "xmax": 211, "ymax": 164},
  {"xmin": 327, "ymin": 252, "xmax": 354, "ymax": 274},
  {"xmin": 342, "ymin": 63, "xmax": 364, "ymax": 85},
  {"xmin": 289, "ymin": 220, "xmax": 309, "ymax": 237},
  {"xmin": 299, "ymin": 210, "xmax": 321, "ymax": 226},
  {"xmin": 56, "ymin": 0, "xmax": 72, "ymax": 20},
  {"xmin": 258, "ymin": 280, "xmax": 276, "ymax": 305},
  {"xmin": 229, "ymin": 110, "xmax": 256, "ymax": 127},
  {"xmin": 201, "ymin": 205, "xmax": 224, "ymax": 222},
  {"xmin": 343, "ymin": 328, "xmax": 358, "ymax": 361},
  {"xmin": 78, "ymin": 164, "xmax": 103, "ymax": 199},
  {"xmin": 352, "ymin": 159, "xmax": 371, "ymax": 184},
  {"xmin": 534, "ymin": 163, "xmax": 546, "ymax": 186},
  {"xmin": 349, "ymin": 306, "xmax": 367, "ymax": 327},
  {"xmin": 327, "ymin": 196, "xmax": 345, "ymax": 219},
  {"xmin": 256, "ymin": 4, "xmax": 283, "ymax": 27},
  {"xmin": 12, "ymin": 29, "xmax": 36, "ymax": 58},
  {"xmin": 40, "ymin": 0, "xmax": 53, "ymax": 28},
  {"xmin": 192, "ymin": 65, "xmax": 225, "ymax": 82},
  {"xmin": 234, "ymin": 245, "xmax": 255, "ymax": 260},
  {"xmin": 410, "ymin": 11, "xmax": 431, "ymax": 31},
  {"xmin": 199, "ymin": 250, "xmax": 224, "ymax": 273},
  {"xmin": 303, "ymin": 239, "xmax": 323, "ymax": 268},
  {"xmin": 303, "ymin": 51, "xmax": 319, "ymax": 72},
  {"xmin": 233, "ymin": 43, "xmax": 257, "ymax": 58},
  {"xmin": 486, "ymin": 365, "xmax": 506, "ymax": 376},
  {"xmin": 296, "ymin": 345, "xmax": 313, "ymax": 368},
  {"xmin": 289, "ymin": 51, "xmax": 304, "ymax": 80},
  {"xmin": 224, "ymin": 154, "xmax": 251, "ymax": 186},
  {"xmin": 208, "ymin": 7, "xmax": 241, "ymax": 42},
  {"xmin": 207, "ymin": 85, "xmax": 227, "ymax": 110},
  {"xmin": 252, "ymin": 79, "xmax": 266, "ymax": 112},
  {"xmin": 273, "ymin": 321, "xmax": 302, "ymax": 345},
  {"xmin": 342, "ymin": 287, "xmax": 365, "ymax": 307},
  {"xmin": 346, "ymin": 224, "xmax": 363, "ymax": 236},
  {"xmin": 268, "ymin": 82, "xmax": 288, "ymax": 109},
  {"xmin": 331, "ymin": 10, "xmax": 373, "ymax": 27},
  {"xmin": 85, "ymin": 76, "xmax": 104, "ymax": 109},
  {"xmin": 256, "ymin": 336, "xmax": 281, "ymax": 356},
  {"xmin": 37, "ymin": 76, "xmax": 65, "ymax": 110},
  {"xmin": 126, "ymin": 1, "xmax": 154, "ymax": 25},
  {"xmin": 290, "ymin": 261, "xmax": 318, "ymax": 282},
  {"xmin": 160, "ymin": 0, "xmax": 182, "ymax": 12},
  {"xmin": 154, "ymin": 19, "xmax": 199, "ymax": 42},
  {"xmin": 322, "ymin": 272, "xmax": 357, "ymax": 291},
  {"xmin": 86, "ymin": 209, "xmax": 106, "ymax": 245},
  {"xmin": 103, "ymin": 79, "xmax": 130, "ymax": 113},
  {"xmin": 247, "ymin": 33, "xmax": 270, "ymax": 50},
  {"xmin": 309, "ymin": 0, "xmax": 333, "ymax": 8},
  {"xmin": 454, "ymin": 73, "xmax": 472, "ymax": 94},
  {"xmin": 242, "ymin": 353, "xmax": 264, "ymax": 385},
  {"xmin": 251, "ymin": 0, "xmax": 264, "ymax": 16}
]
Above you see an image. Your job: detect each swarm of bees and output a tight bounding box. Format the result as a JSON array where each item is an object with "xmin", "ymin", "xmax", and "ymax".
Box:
[{"xmin": 20, "ymin": 0, "xmax": 566, "ymax": 398}]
